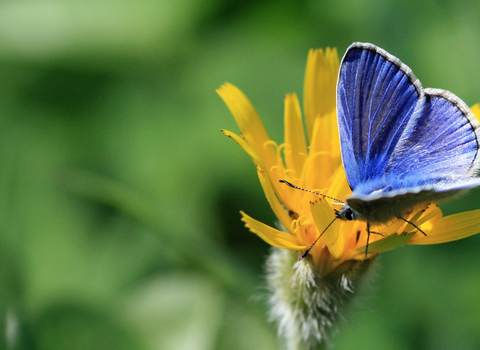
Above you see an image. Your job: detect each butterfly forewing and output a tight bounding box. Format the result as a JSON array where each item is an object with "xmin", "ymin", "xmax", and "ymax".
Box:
[{"xmin": 337, "ymin": 43, "xmax": 422, "ymax": 190}]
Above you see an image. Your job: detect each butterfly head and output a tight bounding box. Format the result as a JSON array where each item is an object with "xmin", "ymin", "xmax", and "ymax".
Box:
[{"xmin": 335, "ymin": 205, "xmax": 358, "ymax": 221}]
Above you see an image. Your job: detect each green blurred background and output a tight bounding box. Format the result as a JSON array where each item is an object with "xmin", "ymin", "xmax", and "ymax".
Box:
[{"xmin": 1, "ymin": 0, "xmax": 480, "ymax": 349}]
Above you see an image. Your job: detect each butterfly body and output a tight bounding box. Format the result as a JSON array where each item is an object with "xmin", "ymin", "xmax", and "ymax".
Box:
[
  {"xmin": 336, "ymin": 43, "xmax": 480, "ymax": 228},
  {"xmin": 338, "ymin": 184, "xmax": 466, "ymax": 224}
]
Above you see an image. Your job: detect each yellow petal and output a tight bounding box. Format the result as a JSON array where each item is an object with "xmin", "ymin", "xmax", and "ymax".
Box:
[
  {"xmin": 241, "ymin": 211, "xmax": 305, "ymax": 249},
  {"xmin": 221, "ymin": 129, "xmax": 265, "ymax": 167},
  {"xmin": 217, "ymin": 83, "xmax": 277, "ymax": 166},
  {"xmin": 310, "ymin": 200, "xmax": 343, "ymax": 259},
  {"xmin": 302, "ymin": 151, "xmax": 332, "ymax": 193},
  {"xmin": 326, "ymin": 166, "xmax": 350, "ymax": 202},
  {"xmin": 471, "ymin": 103, "xmax": 480, "ymax": 122},
  {"xmin": 408, "ymin": 209, "xmax": 480, "ymax": 245},
  {"xmin": 309, "ymin": 110, "xmax": 340, "ymax": 166},
  {"xmin": 355, "ymin": 233, "xmax": 416, "ymax": 257},
  {"xmin": 327, "ymin": 111, "xmax": 342, "ymax": 165},
  {"xmin": 303, "ymin": 110, "xmax": 342, "ymax": 190},
  {"xmin": 284, "ymin": 93, "xmax": 308, "ymax": 179},
  {"xmin": 402, "ymin": 209, "xmax": 430, "ymax": 233},
  {"xmin": 256, "ymin": 164, "xmax": 293, "ymax": 232},
  {"xmin": 303, "ymin": 48, "xmax": 339, "ymax": 142},
  {"xmin": 411, "ymin": 205, "xmax": 442, "ymax": 228}
]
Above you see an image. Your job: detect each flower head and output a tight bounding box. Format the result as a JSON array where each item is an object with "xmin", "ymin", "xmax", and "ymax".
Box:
[
  {"xmin": 218, "ymin": 46, "xmax": 480, "ymax": 349},
  {"xmin": 218, "ymin": 48, "xmax": 480, "ymax": 274}
]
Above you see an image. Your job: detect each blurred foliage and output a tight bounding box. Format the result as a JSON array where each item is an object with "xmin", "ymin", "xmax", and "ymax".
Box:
[{"xmin": 1, "ymin": 0, "xmax": 480, "ymax": 349}]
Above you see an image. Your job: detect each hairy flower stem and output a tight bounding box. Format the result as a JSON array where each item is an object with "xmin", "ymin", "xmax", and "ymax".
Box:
[{"xmin": 266, "ymin": 247, "xmax": 375, "ymax": 350}]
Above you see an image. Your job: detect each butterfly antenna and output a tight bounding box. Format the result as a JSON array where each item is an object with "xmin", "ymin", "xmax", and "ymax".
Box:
[
  {"xmin": 299, "ymin": 217, "xmax": 338, "ymax": 261},
  {"xmin": 279, "ymin": 179, "xmax": 345, "ymax": 203}
]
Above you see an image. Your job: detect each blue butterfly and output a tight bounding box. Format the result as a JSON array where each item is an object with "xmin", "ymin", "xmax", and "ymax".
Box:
[{"xmin": 336, "ymin": 42, "xmax": 480, "ymax": 254}]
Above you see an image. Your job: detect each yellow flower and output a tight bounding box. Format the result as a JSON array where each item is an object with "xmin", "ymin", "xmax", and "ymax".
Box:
[{"xmin": 218, "ymin": 48, "xmax": 480, "ymax": 277}]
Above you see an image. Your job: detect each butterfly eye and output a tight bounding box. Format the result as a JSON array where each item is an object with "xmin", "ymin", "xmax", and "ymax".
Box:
[
  {"xmin": 345, "ymin": 209, "xmax": 355, "ymax": 221},
  {"xmin": 335, "ymin": 206, "xmax": 357, "ymax": 221}
]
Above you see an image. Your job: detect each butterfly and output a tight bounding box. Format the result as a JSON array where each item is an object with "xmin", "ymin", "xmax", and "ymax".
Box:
[{"xmin": 335, "ymin": 42, "xmax": 480, "ymax": 255}]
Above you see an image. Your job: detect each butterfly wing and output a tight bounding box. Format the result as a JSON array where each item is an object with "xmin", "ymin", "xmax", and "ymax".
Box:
[
  {"xmin": 387, "ymin": 88, "xmax": 480, "ymax": 181},
  {"xmin": 337, "ymin": 43, "xmax": 480, "ymax": 222},
  {"xmin": 337, "ymin": 42, "xmax": 423, "ymax": 191}
]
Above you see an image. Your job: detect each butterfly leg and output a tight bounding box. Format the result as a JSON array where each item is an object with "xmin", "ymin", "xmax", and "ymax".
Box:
[
  {"xmin": 369, "ymin": 231, "xmax": 385, "ymax": 237},
  {"xmin": 398, "ymin": 217, "xmax": 427, "ymax": 236},
  {"xmin": 365, "ymin": 222, "xmax": 371, "ymax": 258}
]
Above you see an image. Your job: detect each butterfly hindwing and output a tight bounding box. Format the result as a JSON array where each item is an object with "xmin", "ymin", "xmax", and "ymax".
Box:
[{"xmin": 387, "ymin": 88, "xmax": 480, "ymax": 182}]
